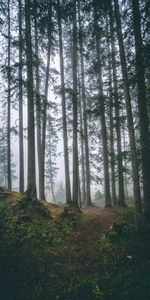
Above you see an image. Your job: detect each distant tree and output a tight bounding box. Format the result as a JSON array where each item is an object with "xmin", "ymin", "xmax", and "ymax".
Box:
[
  {"xmin": 45, "ymin": 114, "xmax": 59, "ymax": 203},
  {"xmin": 55, "ymin": 181, "xmax": 66, "ymax": 203}
]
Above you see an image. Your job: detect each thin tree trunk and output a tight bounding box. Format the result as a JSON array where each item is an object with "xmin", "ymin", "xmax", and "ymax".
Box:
[
  {"xmin": 72, "ymin": 0, "xmax": 79, "ymax": 206},
  {"xmin": 40, "ymin": 0, "xmax": 52, "ymax": 201},
  {"xmin": 78, "ymin": 0, "xmax": 91, "ymax": 206},
  {"xmin": 108, "ymin": 59, "xmax": 117, "ymax": 205},
  {"xmin": 110, "ymin": 4, "xmax": 126, "ymax": 206},
  {"xmin": 57, "ymin": 0, "xmax": 72, "ymax": 204},
  {"xmin": 114, "ymin": 0, "xmax": 142, "ymax": 223},
  {"xmin": 25, "ymin": 0, "xmax": 37, "ymax": 199},
  {"xmin": 79, "ymin": 81, "xmax": 86, "ymax": 205},
  {"xmin": 33, "ymin": 2, "xmax": 42, "ymax": 199},
  {"xmin": 18, "ymin": 0, "xmax": 24, "ymax": 193},
  {"xmin": 132, "ymin": 0, "xmax": 150, "ymax": 222},
  {"xmin": 7, "ymin": 0, "xmax": 11, "ymax": 191},
  {"xmin": 94, "ymin": 3, "xmax": 112, "ymax": 207}
]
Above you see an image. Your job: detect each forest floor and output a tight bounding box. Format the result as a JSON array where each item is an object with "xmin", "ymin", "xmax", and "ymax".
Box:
[{"xmin": 0, "ymin": 190, "xmax": 150, "ymax": 300}]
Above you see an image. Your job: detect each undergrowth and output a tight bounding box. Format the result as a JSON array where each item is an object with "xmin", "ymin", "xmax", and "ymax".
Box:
[{"xmin": 0, "ymin": 197, "xmax": 150, "ymax": 300}]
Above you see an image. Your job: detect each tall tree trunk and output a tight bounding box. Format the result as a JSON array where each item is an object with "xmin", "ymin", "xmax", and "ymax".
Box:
[
  {"xmin": 114, "ymin": 0, "xmax": 142, "ymax": 223},
  {"xmin": 108, "ymin": 54, "xmax": 117, "ymax": 206},
  {"xmin": 79, "ymin": 81, "xmax": 86, "ymax": 205},
  {"xmin": 57, "ymin": 0, "xmax": 72, "ymax": 204},
  {"xmin": 7, "ymin": 0, "xmax": 11, "ymax": 191},
  {"xmin": 132, "ymin": 0, "xmax": 150, "ymax": 222},
  {"xmin": 18, "ymin": 0, "xmax": 24, "ymax": 193},
  {"xmin": 78, "ymin": 0, "xmax": 91, "ymax": 206},
  {"xmin": 94, "ymin": 2, "xmax": 112, "ymax": 207},
  {"xmin": 33, "ymin": 1, "xmax": 42, "ymax": 199},
  {"xmin": 25, "ymin": 0, "xmax": 37, "ymax": 199},
  {"xmin": 72, "ymin": 0, "xmax": 79, "ymax": 206},
  {"xmin": 110, "ymin": 4, "xmax": 126, "ymax": 206},
  {"xmin": 40, "ymin": 0, "xmax": 52, "ymax": 201}
]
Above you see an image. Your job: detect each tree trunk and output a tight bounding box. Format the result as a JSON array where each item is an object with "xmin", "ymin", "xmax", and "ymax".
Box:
[
  {"xmin": 72, "ymin": 0, "xmax": 79, "ymax": 206},
  {"xmin": 57, "ymin": 0, "xmax": 72, "ymax": 204},
  {"xmin": 114, "ymin": 0, "xmax": 142, "ymax": 223},
  {"xmin": 40, "ymin": 0, "xmax": 52, "ymax": 201},
  {"xmin": 33, "ymin": 1, "xmax": 42, "ymax": 199},
  {"xmin": 78, "ymin": 0, "xmax": 92, "ymax": 206},
  {"xmin": 132, "ymin": 0, "xmax": 150, "ymax": 222},
  {"xmin": 18, "ymin": 0, "xmax": 24, "ymax": 193},
  {"xmin": 110, "ymin": 4, "xmax": 126, "ymax": 206},
  {"xmin": 25, "ymin": 0, "xmax": 37, "ymax": 199},
  {"xmin": 94, "ymin": 3, "xmax": 112, "ymax": 207},
  {"xmin": 79, "ymin": 80, "xmax": 86, "ymax": 206},
  {"xmin": 7, "ymin": 0, "xmax": 11, "ymax": 191},
  {"xmin": 108, "ymin": 48, "xmax": 117, "ymax": 206}
]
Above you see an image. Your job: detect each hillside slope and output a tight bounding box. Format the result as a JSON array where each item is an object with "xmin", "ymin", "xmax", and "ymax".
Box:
[{"xmin": 0, "ymin": 191, "xmax": 150, "ymax": 300}]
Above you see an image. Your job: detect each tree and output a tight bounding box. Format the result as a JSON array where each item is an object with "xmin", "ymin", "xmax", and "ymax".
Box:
[
  {"xmin": 78, "ymin": 0, "xmax": 92, "ymax": 206},
  {"xmin": 132, "ymin": 0, "xmax": 150, "ymax": 222},
  {"xmin": 109, "ymin": 3, "xmax": 126, "ymax": 206},
  {"xmin": 18, "ymin": 0, "xmax": 24, "ymax": 192},
  {"xmin": 93, "ymin": 0, "xmax": 112, "ymax": 207},
  {"xmin": 72, "ymin": 0, "xmax": 79, "ymax": 206},
  {"xmin": 25, "ymin": 0, "xmax": 37, "ymax": 199},
  {"xmin": 40, "ymin": 0, "xmax": 52, "ymax": 200},
  {"xmin": 56, "ymin": 0, "xmax": 72, "ymax": 204},
  {"xmin": 113, "ymin": 0, "xmax": 142, "ymax": 223},
  {"xmin": 7, "ymin": 0, "xmax": 11, "ymax": 190}
]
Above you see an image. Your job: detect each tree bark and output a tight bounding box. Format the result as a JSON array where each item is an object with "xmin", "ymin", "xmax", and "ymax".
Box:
[
  {"xmin": 18, "ymin": 0, "xmax": 24, "ymax": 193},
  {"xmin": 132, "ymin": 0, "xmax": 150, "ymax": 222},
  {"xmin": 40, "ymin": 0, "xmax": 52, "ymax": 200},
  {"xmin": 108, "ymin": 48, "xmax": 117, "ymax": 206},
  {"xmin": 25, "ymin": 0, "xmax": 37, "ymax": 199},
  {"xmin": 7, "ymin": 0, "xmax": 11, "ymax": 191},
  {"xmin": 110, "ymin": 4, "xmax": 126, "ymax": 206},
  {"xmin": 78, "ymin": 0, "xmax": 92, "ymax": 206},
  {"xmin": 114, "ymin": 0, "xmax": 142, "ymax": 223},
  {"xmin": 72, "ymin": 0, "xmax": 79, "ymax": 206},
  {"xmin": 94, "ymin": 2, "xmax": 112, "ymax": 207},
  {"xmin": 57, "ymin": 0, "xmax": 72, "ymax": 204},
  {"xmin": 33, "ymin": 1, "xmax": 42, "ymax": 199}
]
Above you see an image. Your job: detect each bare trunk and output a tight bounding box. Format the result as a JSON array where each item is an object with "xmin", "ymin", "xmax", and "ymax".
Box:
[
  {"xmin": 18, "ymin": 0, "xmax": 24, "ymax": 193},
  {"xmin": 40, "ymin": 1, "xmax": 52, "ymax": 201},
  {"xmin": 78, "ymin": 0, "xmax": 91, "ymax": 206},
  {"xmin": 72, "ymin": 0, "xmax": 79, "ymax": 206},
  {"xmin": 108, "ymin": 64, "xmax": 117, "ymax": 205},
  {"xmin": 79, "ymin": 82, "xmax": 86, "ymax": 205},
  {"xmin": 25, "ymin": 0, "xmax": 37, "ymax": 199},
  {"xmin": 57, "ymin": 0, "xmax": 72, "ymax": 204},
  {"xmin": 94, "ymin": 3, "xmax": 112, "ymax": 207},
  {"xmin": 114, "ymin": 0, "xmax": 142, "ymax": 223},
  {"xmin": 34, "ymin": 3, "xmax": 42, "ymax": 199},
  {"xmin": 7, "ymin": 0, "xmax": 11, "ymax": 191},
  {"xmin": 132, "ymin": 0, "xmax": 150, "ymax": 222},
  {"xmin": 110, "ymin": 4, "xmax": 126, "ymax": 206}
]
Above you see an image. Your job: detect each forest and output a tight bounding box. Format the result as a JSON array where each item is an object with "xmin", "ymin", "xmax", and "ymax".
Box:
[{"xmin": 0, "ymin": 0, "xmax": 150, "ymax": 299}]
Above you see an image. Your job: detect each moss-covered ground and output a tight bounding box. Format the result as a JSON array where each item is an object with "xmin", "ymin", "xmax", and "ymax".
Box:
[{"xmin": 0, "ymin": 190, "xmax": 150, "ymax": 300}]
